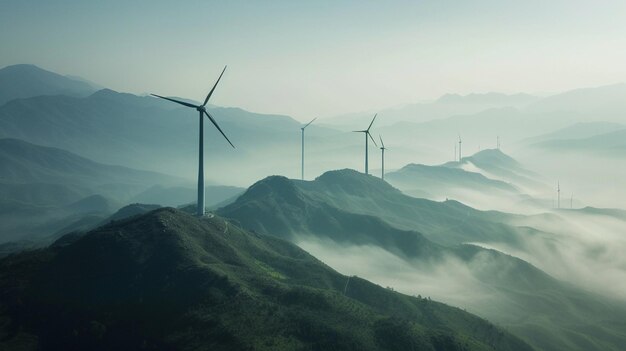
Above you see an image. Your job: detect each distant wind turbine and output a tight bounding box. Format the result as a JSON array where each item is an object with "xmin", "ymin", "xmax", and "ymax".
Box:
[
  {"xmin": 151, "ymin": 66, "xmax": 234, "ymax": 217},
  {"xmin": 353, "ymin": 114, "xmax": 378, "ymax": 175},
  {"xmin": 557, "ymin": 181, "xmax": 561, "ymax": 209},
  {"xmin": 458, "ymin": 135, "xmax": 462, "ymax": 162},
  {"xmin": 497, "ymin": 136, "xmax": 500, "ymax": 149},
  {"xmin": 379, "ymin": 135, "xmax": 387, "ymax": 180},
  {"xmin": 300, "ymin": 117, "xmax": 316, "ymax": 180}
]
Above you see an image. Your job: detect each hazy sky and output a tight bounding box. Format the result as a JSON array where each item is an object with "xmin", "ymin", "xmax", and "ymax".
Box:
[{"xmin": 2, "ymin": 0, "xmax": 626, "ymax": 120}]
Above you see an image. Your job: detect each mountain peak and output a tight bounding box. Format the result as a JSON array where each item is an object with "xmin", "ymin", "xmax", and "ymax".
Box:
[
  {"xmin": 90, "ymin": 88, "xmax": 119, "ymax": 97},
  {"xmin": 0, "ymin": 63, "xmax": 96, "ymax": 105},
  {"xmin": 0, "ymin": 63, "xmax": 43, "ymax": 72},
  {"xmin": 315, "ymin": 169, "xmax": 402, "ymax": 195},
  {"xmin": 238, "ymin": 175, "xmax": 305, "ymax": 207},
  {"xmin": 0, "ymin": 206, "xmax": 533, "ymax": 350},
  {"xmin": 464, "ymin": 148, "xmax": 519, "ymax": 166}
]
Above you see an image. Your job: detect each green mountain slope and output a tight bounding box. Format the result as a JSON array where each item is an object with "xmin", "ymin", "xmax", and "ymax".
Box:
[
  {"xmin": 0, "ymin": 208, "xmax": 532, "ymax": 351},
  {"xmin": 219, "ymin": 169, "xmax": 524, "ymax": 247},
  {"xmin": 217, "ymin": 170, "xmax": 626, "ymax": 351}
]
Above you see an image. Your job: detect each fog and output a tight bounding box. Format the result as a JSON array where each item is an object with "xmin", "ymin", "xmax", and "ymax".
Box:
[
  {"xmin": 296, "ymin": 236, "xmax": 498, "ymax": 313},
  {"xmin": 492, "ymin": 209, "xmax": 626, "ymax": 301}
]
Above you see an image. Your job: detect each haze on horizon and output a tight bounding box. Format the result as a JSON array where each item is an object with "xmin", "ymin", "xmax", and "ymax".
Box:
[{"xmin": 3, "ymin": 0, "xmax": 626, "ymax": 120}]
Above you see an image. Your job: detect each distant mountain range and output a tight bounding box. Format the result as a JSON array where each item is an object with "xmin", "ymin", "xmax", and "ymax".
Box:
[
  {"xmin": 522, "ymin": 121, "xmax": 625, "ymax": 145},
  {"xmin": 2, "ymin": 63, "xmax": 626, "ymax": 350},
  {"xmin": 0, "ymin": 138, "xmax": 240, "ymax": 243},
  {"xmin": 0, "ymin": 208, "xmax": 532, "ymax": 351},
  {"xmin": 4, "ymin": 63, "xmax": 626, "ymax": 185},
  {"xmin": 0, "ymin": 85, "xmax": 342, "ymax": 184},
  {"xmin": 385, "ymin": 150, "xmax": 527, "ymax": 209},
  {"xmin": 0, "ymin": 64, "xmax": 96, "ymax": 106},
  {"xmin": 324, "ymin": 92, "xmax": 539, "ymax": 128},
  {"xmin": 0, "ymin": 138, "xmax": 177, "ymax": 203},
  {"xmin": 529, "ymin": 128, "xmax": 626, "ymax": 154}
]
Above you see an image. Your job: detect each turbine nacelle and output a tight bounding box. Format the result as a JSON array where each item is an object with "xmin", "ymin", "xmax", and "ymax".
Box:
[
  {"xmin": 150, "ymin": 66, "xmax": 234, "ymax": 149},
  {"xmin": 149, "ymin": 65, "xmax": 233, "ymax": 217}
]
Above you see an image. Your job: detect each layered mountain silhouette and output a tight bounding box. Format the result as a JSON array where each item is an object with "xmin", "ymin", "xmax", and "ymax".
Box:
[
  {"xmin": 0, "ymin": 64, "xmax": 96, "ymax": 106},
  {"xmin": 435, "ymin": 149, "xmax": 545, "ymax": 193},
  {"xmin": 523, "ymin": 121, "xmax": 624, "ymax": 146},
  {"xmin": 2, "ymin": 63, "xmax": 626, "ymax": 351},
  {"xmin": 0, "ymin": 208, "xmax": 532, "ymax": 351},
  {"xmin": 217, "ymin": 169, "xmax": 626, "ymax": 351},
  {"xmin": 530, "ymin": 128, "xmax": 626, "ymax": 155},
  {"xmin": 0, "ymin": 137, "xmax": 246, "ymax": 246},
  {"xmin": 0, "ymin": 82, "xmax": 339, "ymax": 184},
  {"xmin": 385, "ymin": 161, "xmax": 518, "ymax": 207},
  {"xmin": 0, "ymin": 138, "xmax": 177, "ymax": 204},
  {"xmin": 219, "ymin": 169, "xmax": 525, "ymax": 247},
  {"xmin": 325, "ymin": 92, "xmax": 538, "ymax": 128},
  {"xmin": 0, "ymin": 138, "xmax": 182, "ymax": 243}
]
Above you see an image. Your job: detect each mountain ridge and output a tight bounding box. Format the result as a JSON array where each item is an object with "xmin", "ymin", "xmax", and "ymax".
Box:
[
  {"xmin": 0, "ymin": 64, "xmax": 96, "ymax": 106},
  {"xmin": 0, "ymin": 207, "xmax": 533, "ymax": 351}
]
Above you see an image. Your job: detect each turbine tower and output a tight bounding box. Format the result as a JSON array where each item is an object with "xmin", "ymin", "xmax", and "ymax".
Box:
[
  {"xmin": 353, "ymin": 114, "xmax": 378, "ymax": 174},
  {"xmin": 300, "ymin": 117, "xmax": 316, "ymax": 180},
  {"xmin": 557, "ymin": 181, "xmax": 561, "ymax": 209},
  {"xmin": 379, "ymin": 135, "xmax": 387, "ymax": 180},
  {"xmin": 151, "ymin": 66, "xmax": 234, "ymax": 217},
  {"xmin": 458, "ymin": 135, "xmax": 462, "ymax": 162}
]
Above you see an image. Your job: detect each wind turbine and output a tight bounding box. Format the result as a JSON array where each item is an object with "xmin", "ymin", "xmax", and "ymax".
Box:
[
  {"xmin": 379, "ymin": 135, "xmax": 387, "ymax": 180},
  {"xmin": 300, "ymin": 117, "xmax": 316, "ymax": 180},
  {"xmin": 458, "ymin": 135, "xmax": 462, "ymax": 162},
  {"xmin": 151, "ymin": 66, "xmax": 234, "ymax": 217},
  {"xmin": 557, "ymin": 181, "xmax": 561, "ymax": 209},
  {"xmin": 353, "ymin": 114, "xmax": 378, "ymax": 174}
]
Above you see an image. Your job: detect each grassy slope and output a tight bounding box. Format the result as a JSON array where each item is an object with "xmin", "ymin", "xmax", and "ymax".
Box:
[
  {"xmin": 217, "ymin": 170, "xmax": 626, "ymax": 351},
  {"xmin": 219, "ymin": 170, "xmax": 526, "ymax": 247},
  {"xmin": 0, "ymin": 208, "xmax": 532, "ymax": 351}
]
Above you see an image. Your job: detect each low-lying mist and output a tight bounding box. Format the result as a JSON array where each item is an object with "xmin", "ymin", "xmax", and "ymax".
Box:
[
  {"xmin": 491, "ymin": 209, "xmax": 626, "ymax": 301},
  {"xmin": 295, "ymin": 236, "xmax": 498, "ymax": 314}
]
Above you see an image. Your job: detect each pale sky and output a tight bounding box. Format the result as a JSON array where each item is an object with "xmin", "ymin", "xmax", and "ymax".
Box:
[{"xmin": 2, "ymin": 0, "xmax": 626, "ymax": 120}]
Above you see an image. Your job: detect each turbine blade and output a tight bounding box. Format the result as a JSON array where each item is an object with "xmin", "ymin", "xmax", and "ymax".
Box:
[
  {"xmin": 204, "ymin": 111, "xmax": 235, "ymax": 148},
  {"xmin": 151, "ymin": 94, "xmax": 198, "ymax": 108},
  {"xmin": 303, "ymin": 117, "xmax": 317, "ymax": 129},
  {"xmin": 379, "ymin": 134, "xmax": 385, "ymax": 148},
  {"xmin": 352, "ymin": 130, "xmax": 367, "ymax": 133},
  {"xmin": 203, "ymin": 65, "xmax": 227, "ymax": 106},
  {"xmin": 368, "ymin": 132, "xmax": 378, "ymax": 147},
  {"xmin": 366, "ymin": 113, "xmax": 377, "ymax": 132}
]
